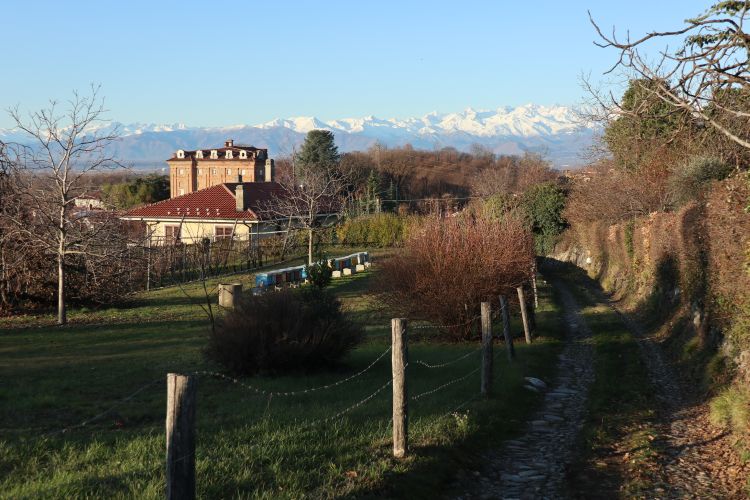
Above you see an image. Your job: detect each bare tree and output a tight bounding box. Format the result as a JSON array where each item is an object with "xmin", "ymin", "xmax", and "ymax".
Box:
[
  {"xmin": 1, "ymin": 87, "xmax": 122, "ymax": 324},
  {"xmin": 264, "ymin": 165, "xmax": 347, "ymax": 266},
  {"xmin": 589, "ymin": 2, "xmax": 750, "ymax": 150}
]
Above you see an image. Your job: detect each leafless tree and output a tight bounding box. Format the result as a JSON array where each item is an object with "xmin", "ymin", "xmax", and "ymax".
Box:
[
  {"xmin": 0, "ymin": 86, "xmax": 123, "ymax": 324},
  {"xmin": 263, "ymin": 165, "xmax": 348, "ymax": 266},
  {"xmin": 589, "ymin": 2, "xmax": 750, "ymax": 150}
]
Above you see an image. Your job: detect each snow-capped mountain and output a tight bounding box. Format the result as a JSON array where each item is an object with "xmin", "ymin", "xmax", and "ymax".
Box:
[{"xmin": 0, "ymin": 105, "xmax": 596, "ymax": 169}]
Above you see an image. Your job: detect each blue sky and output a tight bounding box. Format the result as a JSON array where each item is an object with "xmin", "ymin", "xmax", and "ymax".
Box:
[{"xmin": 1, "ymin": 0, "xmax": 706, "ymax": 128}]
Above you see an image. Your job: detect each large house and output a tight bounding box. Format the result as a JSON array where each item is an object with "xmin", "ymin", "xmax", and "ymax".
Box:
[
  {"xmin": 122, "ymin": 182, "xmax": 284, "ymax": 245},
  {"xmin": 168, "ymin": 139, "xmax": 274, "ymax": 197},
  {"xmin": 122, "ymin": 140, "xmax": 282, "ymax": 245}
]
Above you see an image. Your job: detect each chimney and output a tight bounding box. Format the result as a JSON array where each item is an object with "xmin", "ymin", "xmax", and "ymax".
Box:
[
  {"xmin": 225, "ymin": 139, "xmax": 234, "ymax": 148},
  {"xmin": 235, "ymin": 184, "xmax": 249, "ymax": 211},
  {"xmin": 264, "ymin": 159, "xmax": 274, "ymax": 182}
]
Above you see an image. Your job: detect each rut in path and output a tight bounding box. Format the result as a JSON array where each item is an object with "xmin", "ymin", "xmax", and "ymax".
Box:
[{"xmin": 454, "ymin": 280, "xmax": 594, "ymax": 500}]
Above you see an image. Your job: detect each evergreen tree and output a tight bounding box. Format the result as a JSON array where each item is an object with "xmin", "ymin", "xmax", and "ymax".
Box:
[{"xmin": 295, "ymin": 130, "xmax": 340, "ymax": 177}]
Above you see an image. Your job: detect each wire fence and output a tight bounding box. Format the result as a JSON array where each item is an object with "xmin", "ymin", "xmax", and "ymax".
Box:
[{"xmin": 5, "ymin": 289, "xmax": 535, "ymax": 499}]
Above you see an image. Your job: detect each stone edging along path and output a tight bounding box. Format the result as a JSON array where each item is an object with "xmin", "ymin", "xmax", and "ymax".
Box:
[{"xmin": 455, "ymin": 280, "xmax": 595, "ymax": 500}]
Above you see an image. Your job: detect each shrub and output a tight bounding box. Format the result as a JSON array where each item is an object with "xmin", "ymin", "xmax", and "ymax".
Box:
[
  {"xmin": 377, "ymin": 214, "xmax": 534, "ymax": 340},
  {"xmin": 520, "ymin": 182, "xmax": 568, "ymax": 255},
  {"xmin": 306, "ymin": 259, "xmax": 332, "ymax": 289},
  {"xmin": 337, "ymin": 213, "xmax": 414, "ymax": 247},
  {"xmin": 670, "ymin": 156, "xmax": 734, "ymax": 204},
  {"xmin": 206, "ymin": 289, "xmax": 363, "ymax": 375},
  {"xmin": 710, "ymin": 384, "xmax": 750, "ymax": 456}
]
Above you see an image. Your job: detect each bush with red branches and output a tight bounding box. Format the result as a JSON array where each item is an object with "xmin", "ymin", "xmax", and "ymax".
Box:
[{"xmin": 377, "ymin": 214, "xmax": 535, "ymax": 340}]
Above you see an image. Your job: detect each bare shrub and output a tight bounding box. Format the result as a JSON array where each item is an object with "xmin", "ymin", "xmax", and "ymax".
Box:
[
  {"xmin": 470, "ymin": 153, "xmax": 557, "ymax": 197},
  {"xmin": 207, "ymin": 290, "xmax": 363, "ymax": 375},
  {"xmin": 564, "ymin": 160, "xmax": 673, "ymax": 226},
  {"xmin": 377, "ymin": 215, "xmax": 534, "ymax": 340}
]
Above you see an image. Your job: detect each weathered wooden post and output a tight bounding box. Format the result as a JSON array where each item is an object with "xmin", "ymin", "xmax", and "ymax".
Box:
[
  {"xmin": 499, "ymin": 295, "xmax": 515, "ymax": 361},
  {"xmin": 218, "ymin": 283, "xmax": 242, "ymax": 309},
  {"xmin": 391, "ymin": 318, "xmax": 408, "ymax": 458},
  {"xmin": 480, "ymin": 301, "xmax": 493, "ymax": 396},
  {"xmin": 517, "ymin": 286, "xmax": 532, "ymax": 344},
  {"xmin": 166, "ymin": 373, "xmax": 196, "ymax": 500}
]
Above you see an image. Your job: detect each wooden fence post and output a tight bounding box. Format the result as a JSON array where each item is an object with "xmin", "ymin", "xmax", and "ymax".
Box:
[
  {"xmin": 499, "ymin": 295, "xmax": 515, "ymax": 361},
  {"xmin": 531, "ymin": 262, "xmax": 538, "ymax": 309},
  {"xmin": 166, "ymin": 373, "xmax": 197, "ymax": 500},
  {"xmin": 517, "ymin": 286, "xmax": 532, "ymax": 344},
  {"xmin": 391, "ymin": 318, "xmax": 408, "ymax": 458},
  {"xmin": 480, "ymin": 301, "xmax": 493, "ymax": 396}
]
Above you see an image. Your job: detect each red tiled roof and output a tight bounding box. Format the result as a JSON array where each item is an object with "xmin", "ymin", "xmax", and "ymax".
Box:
[{"xmin": 121, "ymin": 183, "xmax": 284, "ymax": 221}]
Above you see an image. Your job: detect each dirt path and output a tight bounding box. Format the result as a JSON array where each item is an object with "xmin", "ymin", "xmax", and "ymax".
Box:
[
  {"xmin": 608, "ymin": 302, "xmax": 749, "ymax": 498},
  {"xmin": 454, "ymin": 280, "xmax": 595, "ymax": 500}
]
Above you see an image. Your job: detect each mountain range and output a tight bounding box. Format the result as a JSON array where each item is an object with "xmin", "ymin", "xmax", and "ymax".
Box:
[{"xmin": 0, "ymin": 104, "xmax": 597, "ymax": 170}]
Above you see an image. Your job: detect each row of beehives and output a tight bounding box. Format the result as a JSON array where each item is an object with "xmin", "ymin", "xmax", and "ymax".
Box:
[{"xmin": 254, "ymin": 252, "xmax": 370, "ymax": 288}]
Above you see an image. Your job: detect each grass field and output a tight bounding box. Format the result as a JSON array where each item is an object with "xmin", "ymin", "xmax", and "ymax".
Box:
[{"xmin": 1, "ymin": 262, "xmax": 567, "ymax": 498}]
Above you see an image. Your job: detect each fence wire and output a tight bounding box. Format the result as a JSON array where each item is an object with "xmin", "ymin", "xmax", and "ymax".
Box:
[
  {"xmin": 410, "ymin": 366, "xmax": 481, "ymax": 401},
  {"xmin": 39, "ymin": 377, "xmax": 164, "ymax": 437},
  {"xmin": 412, "ymin": 346, "xmax": 482, "ymax": 369},
  {"xmin": 193, "ymin": 345, "xmax": 391, "ymax": 397},
  {"xmin": 297, "ymin": 378, "xmax": 392, "ymax": 431}
]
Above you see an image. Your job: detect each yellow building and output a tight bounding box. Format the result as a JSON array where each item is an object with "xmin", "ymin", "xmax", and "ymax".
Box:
[
  {"xmin": 121, "ymin": 182, "xmax": 284, "ymax": 245},
  {"xmin": 168, "ymin": 139, "xmax": 275, "ymax": 198}
]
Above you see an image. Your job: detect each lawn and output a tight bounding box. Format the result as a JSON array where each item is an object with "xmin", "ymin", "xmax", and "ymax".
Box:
[{"xmin": 1, "ymin": 262, "xmax": 567, "ymax": 499}]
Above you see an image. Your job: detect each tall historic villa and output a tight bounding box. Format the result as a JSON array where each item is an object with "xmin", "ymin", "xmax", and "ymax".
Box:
[{"xmin": 166, "ymin": 139, "xmax": 275, "ymax": 198}]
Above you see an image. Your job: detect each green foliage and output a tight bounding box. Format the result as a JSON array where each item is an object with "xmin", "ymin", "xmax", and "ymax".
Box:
[
  {"xmin": 337, "ymin": 213, "xmax": 413, "ymax": 247},
  {"xmin": 670, "ymin": 156, "xmax": 734, "ymax": 204},
  {"xmin": 520, "ymin": 182, "xmax": 567, "ymax": 255},
  {"xmin": 481, "ymin": 193, "xmax": 519, "ymax": 219},
  {"xmin": 101, "ymin": 174, "xmax": 169, "ymax": 209},
  {"xmin": 296, "ymin": 130, "xmax": 340, "ymax": 176},
  {"xmin": 624, "ymin": 219, "xmax": 635, "ymax": 259},
  {"xmin": 604, "ymin": 79, "xmax": 686, "ymax": 170},
  {"xmin": 306, "ymin": 259, "xmax": 333, "ymax": 289},
  {"xmin": 207, "ymin": 289, "xmax": 363, "ymax": 375},
  {"xmin": 711, "ymin": 385, "xmax": 750, "ymax": 435}
]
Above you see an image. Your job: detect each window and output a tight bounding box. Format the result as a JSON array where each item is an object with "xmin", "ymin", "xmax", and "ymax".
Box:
[
  {"xmin": 212, "ymin": 168, "xmax": 217, "ymax": 175},
  {"xmin": 176, "ymin": 150, "xmax": 185, "ymax": 159},
  {"xmin": 215, "ymin": 225, "xmax": 234, "ymax": 241},
  {"xmin": 239, "ymin": 150, "xmax": 247, "ymax": 159},
  {"xmin": 226, "ymin": 168, "xmax": 232, "ymax": 175},
  {"xmin": 178, "ymin": 188, "xmax": 185, "ymax": 196},
  {"xmin": 226, "ymin": 150, "xmax": 233, "ymax": 159},
  {"xmin": 240, "ymin": 169, "xmax": 246, "ymax": 176},
  {"xmin": 198, "ymin": 169, "xmax": 203, "ymax": 175},
  {"xmin": 165, "ymin": 225, "xmax": 181, "ymax": 244},
  {"xmin": 210, "ymin": 150, "xmax": 218, "ymax": 159},
  {"xmin": 196, "ymin": 150, "xmax": 203, "ymax": 159},
  {"xmin": 178, "ymin": 168, "xmax": 184, "ymax": 175}
]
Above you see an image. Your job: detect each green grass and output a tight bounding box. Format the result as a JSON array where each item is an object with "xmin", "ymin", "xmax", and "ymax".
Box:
[{"xmin": 1, "ymin": 265, "xmax": 566, "ymax": 499}]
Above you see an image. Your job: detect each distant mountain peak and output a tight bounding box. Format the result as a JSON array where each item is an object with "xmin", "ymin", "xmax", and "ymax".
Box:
[{"xmin": 0, "ymin": 104, "xmax": 595, "ymax": 168}]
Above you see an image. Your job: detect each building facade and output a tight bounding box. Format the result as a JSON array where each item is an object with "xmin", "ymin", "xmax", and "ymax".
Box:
[
  {"xmin": 121, "ymin": 182, "xmax": 284, "ymax": 245},
  {"xmin": 167, "ymin": 139, "xmax": 275, "ymax": 198}
]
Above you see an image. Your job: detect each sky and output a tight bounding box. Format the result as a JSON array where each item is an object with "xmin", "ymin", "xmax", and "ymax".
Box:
[{"xmin": 0, "ymin": 0, "xmax": 708, "ymax": 128}]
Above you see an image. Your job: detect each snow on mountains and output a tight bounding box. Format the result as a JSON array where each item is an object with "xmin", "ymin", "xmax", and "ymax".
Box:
[{"xmin": 0, "ymin": 104, "xmax": 596, "ymax": 169}]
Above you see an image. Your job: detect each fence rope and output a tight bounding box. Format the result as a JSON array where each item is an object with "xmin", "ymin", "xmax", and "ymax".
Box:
[
  {"xmin": 410, "ymin": 366, "xmax": 481, "ymax": 401},
  {"xmin": 297, "ymin": 378, "xmax": 392, "ymax": 430},
  {"xmin": 412, "ymin": 346, "xmax": 482, "ymax": 369},
  {"xmin": 193, "ymin": 345, "xmax": 391, "ymax": 397},
  {"xmin": 409, "ymin": 314, "xmax": 481, "ymax": 331},
  {"xmin": 41, "ymin": 378, "xmax": 164, "ymax": 437}
]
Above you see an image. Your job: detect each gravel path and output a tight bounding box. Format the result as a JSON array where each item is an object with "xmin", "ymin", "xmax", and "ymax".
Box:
[
  {"xmin": 454, "ymin": 280, "xmax": 595, "ymax": 500},
  {"xmin": 608, "ymin": 302, "xmax": 750, "ymax": 499}
]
